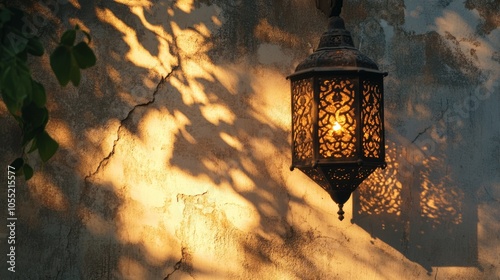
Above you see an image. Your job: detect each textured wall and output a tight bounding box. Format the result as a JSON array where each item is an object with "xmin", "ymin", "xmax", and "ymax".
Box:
[{"xmin": 1, "ymin": 0, "xmax": 499, "ymax": 279}]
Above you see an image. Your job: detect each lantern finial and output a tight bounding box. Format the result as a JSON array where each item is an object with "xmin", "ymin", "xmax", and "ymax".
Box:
[{"xmin": 337, "ymin": 204, "xmax": 345, "ymax": 221}]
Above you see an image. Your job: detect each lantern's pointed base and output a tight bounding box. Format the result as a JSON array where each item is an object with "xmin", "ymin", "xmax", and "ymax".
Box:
[
  {"xmin": 328, "ymin": 190, "xmax": 352, "ymax": 221},
  {"xmin": 337, "ymin": 204, "xmax": 345, "ymax": 221}
]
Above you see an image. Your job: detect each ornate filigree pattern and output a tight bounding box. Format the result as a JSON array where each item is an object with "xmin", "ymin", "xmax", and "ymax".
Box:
[
  {"xmin": 362, "ymin": 80, "xmax": 383, "ymax": 158},
  {"xmin": 292, "ymin": 79, "xmax": 314, "ymax": 162},
  {"xmin": 318, "ymin": 33, "xmax": 354, "ymax": 49},
  {"xmin": 300, "ymin": 165, "xmax": 376, "ymax": 194},
  {"xmin": 318, "ymin": 78, "xmax": 356, "ymax": 158},
  {"xmin": 325, "ymin": 165, "xmax": 376, "ymax": 190},
  {"xmin": 295, "ymin": 49, "xmax": 378, "ymax": 71},
  {"xmin": 300, "ymin": 167, "xmax": 331, "ymax": 190}
]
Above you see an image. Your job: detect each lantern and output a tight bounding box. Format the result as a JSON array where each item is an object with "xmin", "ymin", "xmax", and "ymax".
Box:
[{"xmin": 288, "ymin": 1, "xmax": 387, "ymax": 220}]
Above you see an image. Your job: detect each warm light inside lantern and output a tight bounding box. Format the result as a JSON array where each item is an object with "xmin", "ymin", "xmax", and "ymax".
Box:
[
  {"xmin": 329, "ymin": 121, "xmax": 343, "ymax": 138},
  {"xmin": 288, "ymin": 5, "xmax": 387, "ymax": 220},
  {"xmin": 332, "ymin": 121, "xmax": 342, "ymax": 132}
]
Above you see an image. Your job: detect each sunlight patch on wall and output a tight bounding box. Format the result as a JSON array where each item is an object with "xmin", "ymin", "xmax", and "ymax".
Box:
[
  {"xmin": 113, "ymin": 0, "xmax": 152, "ymax": 8},
  {"xmin": 50, "ymin": 119, "xmax": 74, "ymax": 149},
  {"xmin": 169, "ymin": 61, "xmax": 212, "ymax": 105},
  {"xmin": 175, "ymin": 0, "xmax": 194, "ymax": 14},
  {"xmin": 249, "ymin": 67, "xmax": 290, "ymax": 131},
  {"xmin": 68, "ymin": 0, "xmax": 81, "ymax": 9},
  {"xmin": 220, "ymin": 132, "xmax": 243, "ymax": 151},
  {"xmin": 95, "ymin": 7, "xmax": 175, "ymax": 77},
  {"xmin": 211, "ymin": 64, "xmax": 245, "ymax": 95},
  {"xmin": 129, "ymin": 182, "xmax": 167, "ymax": 208},
  {"xmin": 117, "ymin": 200, "xmax": 179, "ymax": 264},
  {"xmin": 200, "ymin": 103, "xmax": 235, "ymax": 126},
  {"xmin": 80, "ymin": 107, "xmax": 261, "ymax": 266}
]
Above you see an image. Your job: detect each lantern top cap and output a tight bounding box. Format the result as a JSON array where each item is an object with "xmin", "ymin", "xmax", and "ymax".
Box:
[{"xmin": 292, "ymin": 16, "xmax": 380, "ymax": 74}]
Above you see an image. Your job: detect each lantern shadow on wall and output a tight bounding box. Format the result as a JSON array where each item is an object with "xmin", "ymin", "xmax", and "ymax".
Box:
[
  {"xmin": 288, "ymin": 0, "xmax": 387, "ymax": 220},
  {"xmin": 351, "ymin": 138, "xmax": 478, "ymax": 271}
]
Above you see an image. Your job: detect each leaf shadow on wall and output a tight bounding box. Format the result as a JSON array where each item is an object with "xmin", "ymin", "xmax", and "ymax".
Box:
[
  {"xmin": 8, "ymin": 0, "xmax": 332, "ymax": 279},
  {"xmin": 0, "ymin": 0, "xmax": 299, "ymax": 278},
  {"xmin": 149, "ymin": 1, "xmax": 333, "ymax": 278}
]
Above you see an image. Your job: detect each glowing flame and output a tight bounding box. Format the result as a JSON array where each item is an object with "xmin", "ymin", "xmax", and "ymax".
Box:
[
  {"xmin": 329, "ymin": 121, "xmax": 343, "ymax": 138},
  {"xmin": 332, "ymin": 121, "xmax": 342, "ymax": 132}
]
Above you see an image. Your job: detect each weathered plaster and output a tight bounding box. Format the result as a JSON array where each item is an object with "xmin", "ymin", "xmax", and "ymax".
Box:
[{"xmin": 1, "ymin": 0, "xmax": 499, "ymax": 279}]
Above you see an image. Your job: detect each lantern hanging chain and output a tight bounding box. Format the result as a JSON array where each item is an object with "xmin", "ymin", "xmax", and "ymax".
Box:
[{"xmin": 331, "ymin": 0, "xmax": 343, "ymax": 17}]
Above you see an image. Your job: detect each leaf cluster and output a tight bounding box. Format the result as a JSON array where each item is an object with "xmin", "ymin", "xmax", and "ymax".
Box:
[{"xmin": 0, "ymin": 7, "xmax": 96, "ymax": 180}]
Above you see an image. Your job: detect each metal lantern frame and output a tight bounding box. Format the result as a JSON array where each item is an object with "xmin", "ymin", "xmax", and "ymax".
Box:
[{"xmin": 288, "ymin": 2, "xmax": 387, "ymax": 220}]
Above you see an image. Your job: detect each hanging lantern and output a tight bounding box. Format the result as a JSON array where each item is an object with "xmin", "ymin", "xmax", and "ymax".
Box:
[{"xmin": 288, "ymin": 1, "xmax": 387, "ymax": 220}]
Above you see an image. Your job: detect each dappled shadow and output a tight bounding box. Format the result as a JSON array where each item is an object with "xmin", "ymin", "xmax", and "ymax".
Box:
[
  {"xmin": 350, "ymin": 0, "xmax": 500, "ymax": 272},
  {"xmin": 1, "ymin": 0, "xmax": 499, "ymax": 278},
  {"xmin": 0, "ymin": 0, "xmax": 335, "ymax": 278}
]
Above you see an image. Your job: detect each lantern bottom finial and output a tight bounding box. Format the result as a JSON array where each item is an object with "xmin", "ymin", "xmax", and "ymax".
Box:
[
  {"xmin": 337, "ymin": 204, "xmax": 345, "ymax": 221},
  {"xmin": 329, "ymin": 189, "xmax": 352, "ymax": 221}
]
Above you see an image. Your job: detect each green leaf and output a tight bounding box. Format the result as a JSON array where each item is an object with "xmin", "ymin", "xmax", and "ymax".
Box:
[
  {"xmin": 50, "ymin": 46, "xmax": 72, "ymax": 86},
  {"xmin": 32, "ymin": 80, "xmax": 46, "ymax": 107},
  {"xmin": 22, "ymin": 102, "xmax": 48, "ymax": 130},
  {"xmin": 26, "ymin": 37, "xmax": 44, "ymax": 56},
  {"xmin": 72, "ymin": 42, "xmax": 96, "ymax": 69},
  {"xmin": 1, "ymin": 91, "xmax": 21, "ymax": 116},
  {"xmin": 36, "ymin": 131, "xmax": 58, "ymax": 162},
  {"xmin": 10, "ymin": 157, "xmax": 24, "ymax": 173},
  {"xmin": 0, "ymin": 59, "xmax": 32, "ymax": 113},
  {"xmin": 21, "ymin": 103, "xmax": 48, "ymax": 146},
  {"xmin": 60, "ymin": 29, "xmax": 76, "ymax": 46},
  {"xmin": 23, "ymin": 164, "xmax": 33, "ymax": 180}
]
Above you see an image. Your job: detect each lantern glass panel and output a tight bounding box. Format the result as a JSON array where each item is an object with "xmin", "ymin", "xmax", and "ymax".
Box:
[
  {"xmin": 291, "ymin": 78, "xmax": 314, "ymax": 164},
  {"xmin": 361, "ymin": 79, "xmax": 383, "ymax": 159},
  {"xmin": 318, "ymin": 77, "xmax": 357, "ymax": 159}
]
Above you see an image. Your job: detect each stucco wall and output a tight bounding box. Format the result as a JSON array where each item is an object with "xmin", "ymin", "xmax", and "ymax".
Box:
[{"xmin": 1, "ymin": 0, "xmax": 499, "ymax": 279}]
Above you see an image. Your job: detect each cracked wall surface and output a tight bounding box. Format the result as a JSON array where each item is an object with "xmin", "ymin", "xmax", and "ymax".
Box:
[{"xmin": 1, "ymin": 0, "xmax": 499, "ymax": 279}]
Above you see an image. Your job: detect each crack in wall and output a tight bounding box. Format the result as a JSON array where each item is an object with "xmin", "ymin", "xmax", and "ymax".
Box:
[
  {"xmin": 84, "ymin": 65, "xmax": 179, "ymax": 183},
  {"xmin": 69, "ymin": 66, "xmax": 179, "ymax": 277},
  {"xmin": 176, "ymin": 190, "xmax": 208, "ymax": 202},
  {"xmin": 411, "ymin": 125, "xmax": 431, "ymax": 144},
  {"xmin": 163, "ymin": 246, "xmax": 191, "ymax": 280}
]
